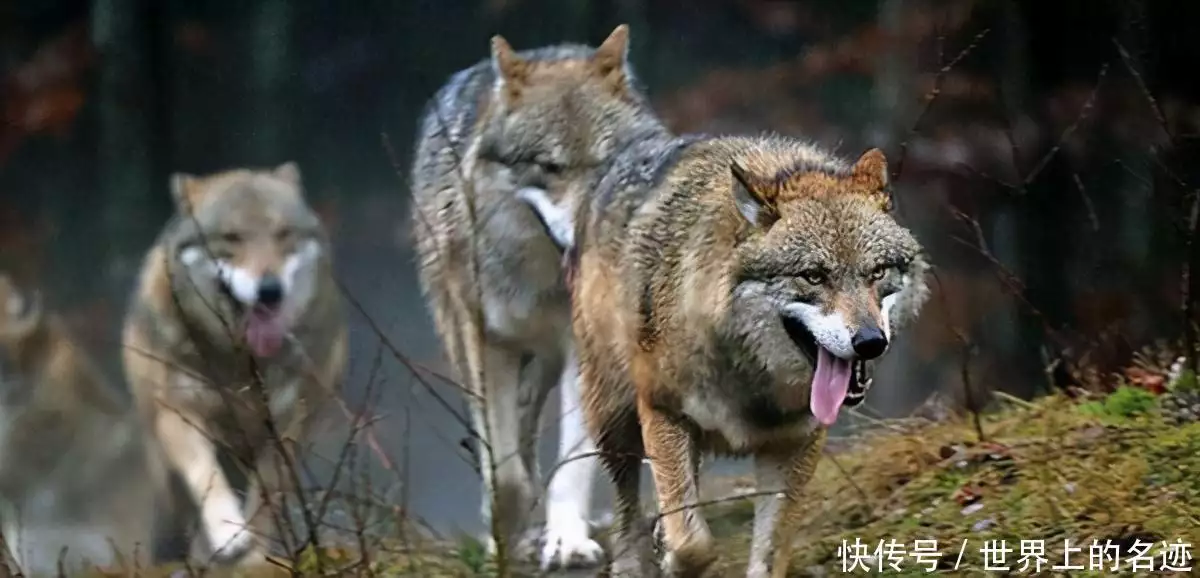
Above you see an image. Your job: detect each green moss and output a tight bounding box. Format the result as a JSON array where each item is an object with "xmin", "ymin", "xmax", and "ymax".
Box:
[
  {"xmin": 1171, "ymin": 369, "xmax": 1199, "ymax": 393},
  {"xmin": 700, "ymin": 394, "xmax": 1200, "ymax": 576},
  {"xmin": 1078, "ymin": 385, "xmax": 1158, "ymax": 420}
]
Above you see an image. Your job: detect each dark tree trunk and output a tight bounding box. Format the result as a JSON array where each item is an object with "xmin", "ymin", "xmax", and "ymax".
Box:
[
  {"xmin": 90, "ymin": 0, "xmax": 165, "ymax": 284},
  {"xmin": 237, "ymin": 0, "xmax": 296, "ymax": 165}
]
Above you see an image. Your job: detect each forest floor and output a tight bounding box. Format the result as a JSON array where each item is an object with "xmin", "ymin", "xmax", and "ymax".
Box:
[{"xmin": 103, "ymin": 382, "xmax": 1200, "ymax": 577}]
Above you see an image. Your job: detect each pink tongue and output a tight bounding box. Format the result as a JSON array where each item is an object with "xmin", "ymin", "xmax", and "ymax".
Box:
[
  {"xmin": 245, "ymin": 310, "xmax": 285, "ymax": 358},
  {"xmin": 810, "ymin": 347, "xmax": 853, "ymax": 426}
]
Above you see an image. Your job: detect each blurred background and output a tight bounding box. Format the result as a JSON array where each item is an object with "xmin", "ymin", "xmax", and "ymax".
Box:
[{"xmin": 1, "ymin": 0, "xmax": 1198, "ymax": 537}]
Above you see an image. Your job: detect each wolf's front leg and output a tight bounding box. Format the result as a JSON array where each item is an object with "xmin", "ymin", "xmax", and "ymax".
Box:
[
  {"xmin": 466, "ymin": 342, "xmax": 536, "ymax": 562},
  {"xmin": 155, "ymin": 406, "xmax": 259, "ymax": 565},
  {"xmin": 638, "ymin": 397, "xmax": 715, "ymax": 577},
  {"xmin": 540, "ymin": 343, "xmax": 605, "ymax": 570},
  {"xmin": 242, "ymin": 438, "xmax": 301, "ymax": 560},
  {"xmin": 747, "ymin": 428, "xmax": 826, "ymax": 578}
]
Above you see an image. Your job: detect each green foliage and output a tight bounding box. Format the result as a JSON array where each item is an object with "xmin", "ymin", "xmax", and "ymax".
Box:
[
  {"xmin": 454, "ymin": 536, "xmax": 491, "ymax": 575},
  {"xmin": 1171, "ymin": 368, "xmax": 1199, "ymax": 393},
  {"xmin": 1078, "ymin": 385, "xmax": 1157, "ymax": 420},
  {"xmin": 699, "ymin": 394, "xmax": 1200, "ymax": 576}
]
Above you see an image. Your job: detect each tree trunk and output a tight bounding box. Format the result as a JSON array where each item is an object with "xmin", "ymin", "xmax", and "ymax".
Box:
[
  {"xmin": 238, "ymin": 0, "xmax": 295, "ymax": 164},
  {"xmin": 91, "ymin": 0, "xmax": 161, "ymax": 282}
]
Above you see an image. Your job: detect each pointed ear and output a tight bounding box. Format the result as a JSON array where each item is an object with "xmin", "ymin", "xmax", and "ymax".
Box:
[
  {"xmin": 491, "ymin": 34, "xmax": 528, "ymax": 100},
  {"xmin": 1, "ymin": 280, "xmax": 42, "ymax": 340},
  {"xmin": 273, "ymin": 161, "xmax": 302, "ymax": 186},
  {"xmin": 850, "ymin": 148, "xmax": 892, "ymax": 211},
  {"xmin": 730, "ymin": 162, "xmax": 779, "ymax": 228},
  {"xmin": 169, "ymin": 172, "xmax": 203, "ymax": 213},
  {"xmin": 591, "ymin": 24, "xmax": 631, "ymax": 91}
]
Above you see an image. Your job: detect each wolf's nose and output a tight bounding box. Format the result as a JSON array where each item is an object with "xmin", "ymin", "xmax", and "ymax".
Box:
[
  {"xmin": 256, "ymin": 275, "xmax": 284, "ymax": 308},
  {"xmin": 851, "ymin": 326, "xmax": 888, "ymax": 360}
]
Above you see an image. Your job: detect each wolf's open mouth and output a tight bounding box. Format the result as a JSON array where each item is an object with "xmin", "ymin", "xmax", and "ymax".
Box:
[
  {"xmin": 781, "ymin": 315, "xmax": 870, "ymax": 405},
  {"xmin": 245, "ymin": 305, "xmax": 286, "ymax": 358},
  {"xmin": 216, "ymin": 279, "xmax": 287, "ymax": 358},
  {"xmin": 845, "ymin": 359, "xmax": 871, "ymax": 407},
  {"xmin": 781, "ymin": 314, "xmax": 818, "ymax": 363}
]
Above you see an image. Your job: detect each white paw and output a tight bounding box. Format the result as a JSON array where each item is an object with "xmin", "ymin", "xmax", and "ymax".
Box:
[
  {"xmin": 539, "ymin": 517, "xmax": 605, "ymax": 570},
  {"xmin": 746, "ymin": 560, "xmax": 771, "ymax": 578},
  {"xmin": 204, "ymin": 508, "xmax": 256, "ymax": 564}
]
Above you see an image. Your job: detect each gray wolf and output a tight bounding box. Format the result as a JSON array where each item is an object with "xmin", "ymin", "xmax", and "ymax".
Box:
[
  {"xmin": 563, "ymin": 135, "xmax": 930, "ymax": 577},
  {"xmin": 0, "ymin": 273, "xmax": 175, "ymax": 576},
  {"xmin": 408, "ymin": 24, "xmax": 670, "ymax": 569},
  {"xmin": 121, "ymin": 162, "xmax": 347, "ymax": 567}
]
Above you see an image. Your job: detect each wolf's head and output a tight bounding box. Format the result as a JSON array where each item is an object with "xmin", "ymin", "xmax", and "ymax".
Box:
[
  {"xmin": 730, "ymin": 146, "xmax": 930, "ymax": 426},
  {"xmin": 165, "ymin": 162, "xmax": 327, "ymax": 358},
  {"xmin": 479, "ymin": 25, "xmax": 663, "ymax": 236}
]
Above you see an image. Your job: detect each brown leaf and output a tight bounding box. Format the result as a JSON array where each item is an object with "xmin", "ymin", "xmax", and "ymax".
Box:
[{"xmin": 952, "ymin": 484, "xmax": 983, "ymax": 506}]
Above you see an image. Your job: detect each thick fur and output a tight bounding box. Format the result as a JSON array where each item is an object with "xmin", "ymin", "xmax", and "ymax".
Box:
[
  {"xmin": 408, "ymin": 24, "xmax": 670, "ymax": 569},
  {"xmin": 568, "ymin": 135, "xmax": 931, "ymax": 577},
  {"xmin": 0, "ymin": 274, "xmax": 175, "ymax": 576},
  {"xmin": 121, "ymin": 163, "xmax": 347, "ymax": 567}
]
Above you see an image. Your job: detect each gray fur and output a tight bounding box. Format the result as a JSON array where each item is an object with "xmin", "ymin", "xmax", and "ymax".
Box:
[
  {"xmin": 408, "ymin": 29, "xmax": 669, "ymax": 569},
  {"xmin": 0, "ymin": 275, "xmax": 174, "ymax": 576}
]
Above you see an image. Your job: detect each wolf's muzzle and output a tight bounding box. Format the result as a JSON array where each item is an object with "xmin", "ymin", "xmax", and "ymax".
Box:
[
  {"xmin": 256, "ymin": 275, "xmax": 284, "ymax": 308},
  {"xmin": 851, "ymin": 325, "xmax": 887, "ymax": 360}
]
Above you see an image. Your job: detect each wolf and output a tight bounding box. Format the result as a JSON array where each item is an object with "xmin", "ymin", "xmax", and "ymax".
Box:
[
  {"xmin": 122, "ymin": 162, "xmax": 347, "ymax": 567},
  {"xmin": 561, "ymin": 135, "xmax": 931, "ymax": 577},
  {"xmin": 408, "ymin": 24, "xmax": 670, "ymax": 569},
  {"xmin": 0, "ymin": 273, "xmax": 176, "ymax": 576}
]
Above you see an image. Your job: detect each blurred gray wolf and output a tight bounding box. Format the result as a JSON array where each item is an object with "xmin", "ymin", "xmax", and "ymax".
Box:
[
  {"xmin": 122, "ymin": 163, "xmax": 347, "ymax": 567},
  {"xmin": 561, "ymin": 136, "xmax": 931, "ymax": 577},
  {"xmin": 0, "ymin": 273, "xmax": 175, "ymax": 576},
  {"xmin": 408, "ymin": 24, "xmax": 670, "ymax": 569}
]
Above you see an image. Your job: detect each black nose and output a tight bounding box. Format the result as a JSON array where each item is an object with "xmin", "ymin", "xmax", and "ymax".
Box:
[
  {"xmin": 256, "ymin": 276, "xmax": 284, "ymax": 307},
  {"xmin": 851, "ymin": 326, "xmax": 888, "ymax": 360}
]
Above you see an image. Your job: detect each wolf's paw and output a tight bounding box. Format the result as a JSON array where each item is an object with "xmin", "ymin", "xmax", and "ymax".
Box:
[
  {"xmin": 206, "ymin": 519, "xmax": 257, "ymax": 565},
  {"xmin": 539, "ymin": 516, "xmax": 605, "ymax": 570},
  {"xmin": 660, "ymin": 545, "xmax": 718, "ymax": 578}
]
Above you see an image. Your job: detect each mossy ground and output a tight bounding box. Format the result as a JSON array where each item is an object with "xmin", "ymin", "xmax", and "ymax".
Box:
[
  {"xmin": 703, "ymin": 392, "xmax": 1200, "ymax": 577},
  {"xmin": 77, "ymin": 391, "xmax": 1200, "ymax": 577}
]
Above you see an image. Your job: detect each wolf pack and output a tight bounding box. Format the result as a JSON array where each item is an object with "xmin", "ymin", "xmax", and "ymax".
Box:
[{"xmin": 0, "ymin": 24, "xmax": 930, "ymax": 578}]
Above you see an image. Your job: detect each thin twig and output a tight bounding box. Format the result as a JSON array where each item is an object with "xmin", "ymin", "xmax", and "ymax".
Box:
[
  {"xmin": 891, "ymin": 28, "xmax": 991, "ymax": 189},
  {"xmin": 1022, "ymin": 63, "xmax": 1109, "ymax": 187},
  {"xmin": 1112, "ymin": 38, "xmax": 1170, "ymax": 140}
]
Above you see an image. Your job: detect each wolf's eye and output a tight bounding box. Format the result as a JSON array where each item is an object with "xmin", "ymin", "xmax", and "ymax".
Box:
[
  {"xmin": 540, "ymin": 161, "xmax": 566, "ymax": 176},
  {"xmin": 800, "ymin": 270, "xmax": 826, "ymax": 285},
  {"xmin": 275, "ymin": 228, "xmax": 293, "ymax": 242},
  {"xmin": 219, "ymin": 232, "xmax": 243, "ymax": 244},
  {"xmin": 869, "ymin": 265, "xmax": 889, "ymax": 282}
]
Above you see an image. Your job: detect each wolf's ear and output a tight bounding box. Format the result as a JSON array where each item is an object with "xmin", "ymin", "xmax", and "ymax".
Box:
[
  {"xmin": 1, "ymin": 279, "xmax": 42, "ymax": 340},
  {"xmin": 730, "ymin": 162, "xmax": 779, "ymax": 228},
  {"xmin": 491, "ymin": 34, "xmax": 528, "ymax": 101},
  {"xmin": 169, "ymin": 173, "xmax": 203, "ymax": 213},
  {"xmin": 850, "ymin": 148, "xmax": 892, "ymax": 211},
  {"xmin": 273, "ymin": 161, "xmax": 302, "ymax": 186},
  {"xmin": 591, "ymin": 24, "xmax": 631, "ymax": 93}
]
